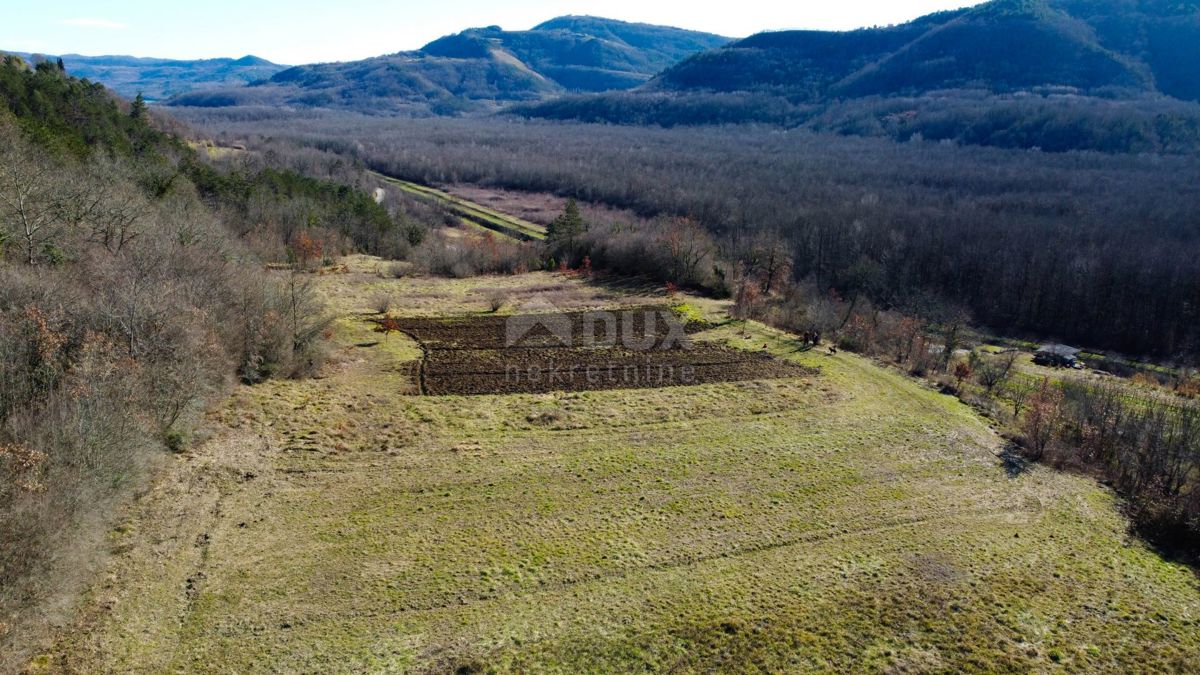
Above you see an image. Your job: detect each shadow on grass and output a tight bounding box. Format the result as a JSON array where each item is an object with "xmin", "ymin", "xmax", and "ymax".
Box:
[
  {"xmin": 1135, "ymin": 531, "xmax": 1200, "ymax": 574},
  {"xmin": 999, "ymin": 442, "xmax": 1033, "ymax": 478},
  {"xmin": 583, "ymin": 273, "xmax": 669, "ymax": 297},
  {"xmin": 1128, "ymin": 510, "xmax": 1200, "ymax": 573},
  {"xmin": 1004, "ymin": 441, "xmax": 1199, "ymax": 572},
  {"xmin": 789, "ymin": 343, "xmax": 817, "ymax": 354}
]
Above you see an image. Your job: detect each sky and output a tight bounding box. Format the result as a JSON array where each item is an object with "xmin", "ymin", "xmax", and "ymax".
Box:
[{"xmin": 2, "ymin": 1, "xmax": 980, "ymax": 65}]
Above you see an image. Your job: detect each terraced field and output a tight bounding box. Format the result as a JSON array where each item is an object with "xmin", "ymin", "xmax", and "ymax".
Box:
[
  {"xmin": 390, "ymin": 309, "xmax": 812, "ymax": 395},
  {"xmin": 38, "ymin": 259, "xmax": 1200, "ymax": 673}
]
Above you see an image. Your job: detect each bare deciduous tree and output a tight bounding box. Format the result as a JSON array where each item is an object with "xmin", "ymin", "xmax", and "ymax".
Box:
[
  {"xmin": 662, "ymin": 217, "xmax": 712, "ymax": 287},
  {"xmin": 74, "ymin": 161, "xmax": 149, "ymax": 253},
  {"xmin": 0, "ymin": 132, "xmax": 64, "ymax": 265},
  {"xmin": 971, "ymin": 349, "xmax": 1019, "ymax": 393}
]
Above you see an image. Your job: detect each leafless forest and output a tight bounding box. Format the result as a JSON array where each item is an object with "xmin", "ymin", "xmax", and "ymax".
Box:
[{"xmin": 181, "ymin": 109, "xmax": 1200, "ymax": 358}]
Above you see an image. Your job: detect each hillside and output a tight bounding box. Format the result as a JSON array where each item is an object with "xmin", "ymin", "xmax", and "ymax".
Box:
[
  {"xmin": 0, "ymin": 53, "xmax": 179, "ymax": 156},
  {"xmin": 648, "ymin": 0, "xmax": 1164, "ymax": 100},
  {"xmin": 38, "ymin": 261, "xmax": 1200, "ymax": 672},
  {"xmin": 0, "ymin": 54, "xmax": 421, "ymax": 669},
  {"xmin": 514, "ymin": 0, "xmax": 1200, "ymax": 151},
  {"xmin": 168, "ymin": 17, "xmax": 729, "ymax": 113},
  {"xmin": 1054, "ymin": 0, "xmax": 1200, "ymax": 101},
  {"xmin": 5, "ymin": 52, "xmax": 287, "ymax": 101}
]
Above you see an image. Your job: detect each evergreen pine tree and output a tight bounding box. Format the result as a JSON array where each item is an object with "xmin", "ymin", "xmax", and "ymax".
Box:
[
  {"xmin": 547, "ymin": 198, "xmax": 584, "ymax": 242},
  {"xmin": 130, "ymin": 92, "xmax": 147, "ymax": 120}
]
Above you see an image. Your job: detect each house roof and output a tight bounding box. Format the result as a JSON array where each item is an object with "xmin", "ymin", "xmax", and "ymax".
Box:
[{"xmin": 1037, "ymin": 344, "xmax": 1081, "ymax": 358}]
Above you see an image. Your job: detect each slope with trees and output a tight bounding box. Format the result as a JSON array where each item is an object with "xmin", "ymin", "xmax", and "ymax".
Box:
[
  {"xmin": 514, "ymin": 0, "xmax": 1200, "ymax": 152},
  {"xmin": 5, "ymin": 52, "xmax": 287, "ymax": 101},
  {"xmin": 0, "ymin": 54, "xmax": 426, "ymax": 669},
  {"xmin": 167, "ymin": 17, "xmax": 729, "ymax": 114},
  {"xmin": 188, "ymin": 112, "xmax": 1200, "ymax": 358}
]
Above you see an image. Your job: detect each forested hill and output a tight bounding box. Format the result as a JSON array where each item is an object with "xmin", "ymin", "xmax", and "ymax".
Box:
[
  {"xmin": 167, "ymin": 17, "xmax": 730, "ymax": 113},
  {"xmin": 0, "ymin": 53, "xmax": 181, "ymax": 157},
  {"xmin": 514, "ymin": 0, "xmax": 1200, "ymax": 153},
  {"xmin": 650, "ymin": 0, "xmax": 1196, "ymax": 101},
  {"xmin": 526, "ymin": 16, "xmax": 732, "ymax": 82},
  {"xmin": 6, "ymin": 52, "xmax": 287, "ymax": 101}
]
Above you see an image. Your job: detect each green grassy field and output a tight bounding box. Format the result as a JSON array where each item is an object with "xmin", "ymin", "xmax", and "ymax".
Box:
[
  {"xmin": 374, "ymin": 173, "xmax": 547, "ymax": 241},
  {"xmin": 40, "ymin": 261, "xmax": 1200, "ymax": 673},
  {"xmin": 988, "ymin": 351, "xmax": 1199, "ymax": 419}
]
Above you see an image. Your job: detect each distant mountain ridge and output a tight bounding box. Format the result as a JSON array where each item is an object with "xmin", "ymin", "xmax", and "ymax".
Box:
[
  {"xmin": 648, "ymin": 0, "xmax": 1194, "ymax": 101},
  {"xmin": 511, "ymin": 0, "xmax": 1200, "ymax": 153},
  {"xmin": 3, "ymin": 52, "xmax": 288, "ymax": 101},
  {"xmin": 167, "ymin": 16, "xmax": 730, "ymax": 112}
]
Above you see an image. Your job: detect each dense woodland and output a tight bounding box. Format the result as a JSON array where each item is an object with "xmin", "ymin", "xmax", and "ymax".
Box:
[
  {"xmin": 646, "ymin": 0, "xmax": 1196, "ymax": 101},
  {"xmin": 514, "ymin": 91, "xmax": 1200, "ymax": 154},
  {"xmin": 181, "ymin": 110, "xmax": 1200, "ymax": 359}
]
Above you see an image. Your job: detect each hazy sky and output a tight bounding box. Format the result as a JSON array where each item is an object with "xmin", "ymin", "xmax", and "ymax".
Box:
[{"xmin": 3, "ymin": 1, "xmax": 979, "ymax": 65}]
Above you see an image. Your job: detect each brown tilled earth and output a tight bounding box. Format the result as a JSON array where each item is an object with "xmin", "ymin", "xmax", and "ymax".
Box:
[{"xmin": 391, "ymin": 309, "xmax": 814, "ymax": 395}]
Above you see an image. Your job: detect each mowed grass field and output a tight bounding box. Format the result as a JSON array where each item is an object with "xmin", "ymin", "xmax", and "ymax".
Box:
[
  {"xmin": 373, "ymin": 174, "xmax": 547, "ymax": 241},
  {"xmin": 40, "ymin": 258, "xmax": 1200, "ymax": 673}
]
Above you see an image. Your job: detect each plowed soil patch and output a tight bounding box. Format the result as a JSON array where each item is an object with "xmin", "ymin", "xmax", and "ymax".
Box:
[{"xmin": 390, "ymin": 309, "xmax": 813, "ymax": 395}]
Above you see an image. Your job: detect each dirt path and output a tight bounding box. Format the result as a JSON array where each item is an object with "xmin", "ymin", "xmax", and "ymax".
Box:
[{"xmin": 39, "ymin": 427, "xmax": 277, "ymax": 672}]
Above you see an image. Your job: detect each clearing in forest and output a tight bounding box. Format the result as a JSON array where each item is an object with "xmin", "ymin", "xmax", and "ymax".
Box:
[
  {"xmin": 38, "ymin": 258, "xmax": 1200, "ymax": 673},
  {"xmin": 373, "ymin": 173, "xmax": 547, "ymax": 241}
]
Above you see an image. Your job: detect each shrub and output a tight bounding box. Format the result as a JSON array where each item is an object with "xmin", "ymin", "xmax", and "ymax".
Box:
[
  {"xmin": 414, "ymin": 231, "xmax": 538, "ymax": 278},
  {"xmin": 1177, "ymin": 375, "xmax": 1200, "ymax": 399},
  {"xmin": 971, "ymin": 349, "xmax": 1018, "ymax": 392},
  {"xmin": 485, "ymin": 290, "xmax": 508, "ymax": 313},
  {"xmin": 954, "ymin": 361, "xmax": 974, "ymax": 388},
  {"xmin": 1131, "ymin": 371, "xmax": 1162, "ymax": 389},
  {"xmin": 377, "ymin": 230, "xmax": 413, "ymax": 261},
  {"xmin": 573, "ymin": 218, "xmax": 718, "ymax": 290},
  {"xmin": 371, "ymin": 291, "xmax": 395, "ymax": 315},
  {"xmin": 164, "ymin": 430, "xmax": 188, "ymax": 454},
  {"xmin": 1021, "ymin": 379, "xmax": 1063, "ymax": 461}
]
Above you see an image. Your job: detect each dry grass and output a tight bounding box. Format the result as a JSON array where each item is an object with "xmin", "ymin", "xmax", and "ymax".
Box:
[
  {"xmin": 445, "ymin": 184, "xmax": 648, "ymax": 229},
  {"xmin": 368, "ymin": 290, "xmax": 394, "ymax": 315},
  {"xmin": 34, "ymin": 258, "xmax": 1200, "ymax": 673}
]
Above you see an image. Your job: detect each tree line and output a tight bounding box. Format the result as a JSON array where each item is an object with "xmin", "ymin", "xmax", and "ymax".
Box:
[
  {"xmin": 176, "ymin": 110, "xmax": 1200, "ymax": 360},
  {"xmin": 512, "ymin": 91, "xmax": 1200, "ymax": 155}
]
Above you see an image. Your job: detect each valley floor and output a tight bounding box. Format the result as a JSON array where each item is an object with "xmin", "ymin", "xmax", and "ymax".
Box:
[{"xmin": 35, "ymin": 258, "xmax": 1200, "ymax": 673}]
